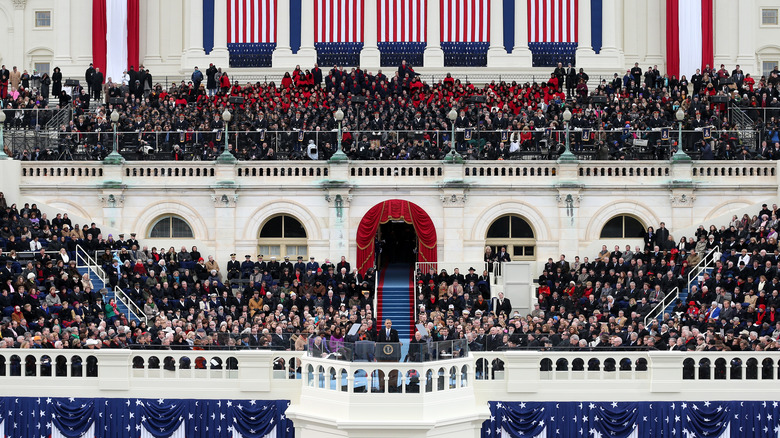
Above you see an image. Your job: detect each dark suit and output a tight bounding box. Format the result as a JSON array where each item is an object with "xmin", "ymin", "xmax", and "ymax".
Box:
[
  {"xmin": 493, "ymin": 297, "xmax": 512, "ymax": 316},
  {"xmin": 378, "ymin": 327, "xmax": 399, "ymax": 343}
]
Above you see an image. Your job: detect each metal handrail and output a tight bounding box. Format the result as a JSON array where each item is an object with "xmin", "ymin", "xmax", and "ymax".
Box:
[
  {"xmin": 115, "ymin": 286, "xmax": 147, "ymax": 324},
  {"xmin": 44, "ymin": 104, "xmax": 73, "ymax": 131},
  {"xmin": 643, "ymin": 286, "xmax": 678, "ymax": 327},
  {"xmin": 75, "ymin": 244, "xmax": 107, "ymax": 280},
  {"xmin": 685, "ymin": 245, "xmax": 720, "ymax": 294},
  {"xmin": 76, "ymin": 244, "xmax": 145, "ymax": 323},
  {"xmin": 644, "ymin": 245, "xmax": 721, "ymax": 326}
]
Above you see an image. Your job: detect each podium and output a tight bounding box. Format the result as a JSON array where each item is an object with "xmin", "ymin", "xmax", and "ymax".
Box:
[{"xmin": 375, "ymin": 342, "xmax": 402, "ymax": 362}]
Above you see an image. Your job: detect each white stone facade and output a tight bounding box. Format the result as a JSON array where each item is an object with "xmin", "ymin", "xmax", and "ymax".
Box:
[
  {"xmin": 0, "ymin": 0, "xmax": 777, "ymax": 77},
  {"xmin": 4, "ymin": 159, "xmax": 779, "ymax": 271}
]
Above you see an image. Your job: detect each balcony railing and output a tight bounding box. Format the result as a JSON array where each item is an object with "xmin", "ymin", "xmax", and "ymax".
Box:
[
  {"xmin": 3, "ymin": 349, "xmax": 780, "ymax": 399},
  {"xmin": 5, "ymin": 127, "xmax": 761, "ymax": 161},
  {"xmin": 18, "ymin": 160, "xmax": 779, "ymax": 189}
]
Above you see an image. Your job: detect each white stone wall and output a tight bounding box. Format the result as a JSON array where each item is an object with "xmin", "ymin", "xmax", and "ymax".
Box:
[
  {"xmin": 8, "ymin": 160, "xmax": 780, "ymax": 268},
  {"xmin": 0, "ymin": 0, "xmax": 773, "ymax": 77}
]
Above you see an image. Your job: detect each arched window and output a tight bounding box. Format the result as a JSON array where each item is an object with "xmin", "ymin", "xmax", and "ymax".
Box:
[
  {"xmin": 258, "ymin": 215, "xmax": 308, "ymax": 259},
  {"xmin": 600, "ymin": 215, "xmax": 645, "ymax": 238},
  {"xmin": 148, "ymin": 215, "xmax": 194, "ymax": 238},
  {"xmin": 485, "ymin": 215, "xmax": 535, "ymax": 260}
]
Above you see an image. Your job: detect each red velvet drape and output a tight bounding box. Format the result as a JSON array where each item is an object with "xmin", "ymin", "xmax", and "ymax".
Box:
[
  {"xmin": 356, "ymin": 200, "xmax": 437, "ymax": 274},
  {"xmin": 665, "ymin": 0, "xmax": 679, "ymax": 78},
  {"xmin": 700, "ymin": 0, "xmax": 714, "ymax": 73},
  {"xmin": 92, "ymin": 0, "xmax": 108, "ymax": 77},
  {"xmin": 127, "ymin": 0, "xmax": 140, "ymax": 70}
]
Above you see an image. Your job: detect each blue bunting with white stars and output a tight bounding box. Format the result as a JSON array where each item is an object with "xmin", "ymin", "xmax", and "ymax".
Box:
[
  {"xmin": 483, "ymin": 401, "xmax": 780, "ymax": 438},
  {"xmin": 0, "ymin": 397, "xmax": 293, "ymax": 438}
]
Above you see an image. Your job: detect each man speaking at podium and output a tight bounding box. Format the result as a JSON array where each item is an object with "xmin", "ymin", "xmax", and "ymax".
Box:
[
  {"xmin": 377, "ymin": 319, "xmax": 400, "ymax": 392},
  {"xmin": 378, "ymin": 319, "xmax": 399, "ymax": 343}
]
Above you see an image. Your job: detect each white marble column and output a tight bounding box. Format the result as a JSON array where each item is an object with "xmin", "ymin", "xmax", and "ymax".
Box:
[
  {"xmin": 272, "ymin": 0, "xmax": 295, "ymax": 66},
  {"xmin": 143, "ymin": 0, "xmax": 163, "ymax": 64},
  {"xmin": 511, "ymin": 0, "xmax": 532, "ymax": 64},
  {"xmin": 211, "ymin": 0, "xmax": 230, "ymax": 62},
  {"xmin": 643, "ymin": 0, "xmax": 663, "ymax": 66},
  {"xmin": 713, "ymin": 0, "xmax": 735, "ymax": 68},
  {"xmin": 423, "ymin": 0, "xmax": 444, "ymax": 67},
  {"xmin": 11, "ymin": 1, "xmax": 25, "ymax": 70},
  {"xmin": 622, "ymin": 0, "xmax": 641, "ymax": 66},
  {"xmin": 71, "ymin": 0, "xmax": 93, "ymax": 66},
  {"xmin": 297, "ymin": 0, "xmax": 317, "ymax": 63},
  {"xmin": 597, "ymin": 0, "xmax": 624, "ymax": 66},
  {"xmin": 735, "ymin": 0, "xmax": 755, "ymax": 72},
  {"xmin": 487, "ymin": 0, "xmax": 509, "ymax": 66},
  {"xmin": 53, "ymin": 0, "xmax": 72, "ymax": 67},
  {"xmin": 575, "ymin": 0, "xmax": 598, "ymax": 68},
  {"xmin": 185, "ymin": 0, "xmax": 205, "ymax": 55},
  {"xmin": 182, "ymin": 0, "xmax": 210, "ymax": 70},
  {"xmin": 360, "ymin": 0, "xmax": 381, "ymax": 69}
]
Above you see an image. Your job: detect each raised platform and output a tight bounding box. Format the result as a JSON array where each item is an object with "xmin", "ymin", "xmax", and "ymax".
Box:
[{"xmin": 1, "ymin": 349, "xmax": 779, "ymax": 437}]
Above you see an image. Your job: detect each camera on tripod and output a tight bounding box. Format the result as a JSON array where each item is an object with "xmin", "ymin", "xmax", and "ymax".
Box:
[{"xmin": 307, "ymin": 140, "xmax": 318, "ymax": 160}]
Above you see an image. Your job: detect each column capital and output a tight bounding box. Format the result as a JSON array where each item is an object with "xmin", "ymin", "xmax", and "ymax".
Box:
[
  {"xmin": 325, "ymin": 193, "xmax": 353, "ymax": 207},
  {"xmin": 12, "ymin": 0, "xmax": 26, "ymax": 10},
  {"xmin": 211, "ymin": 192, "xmax": 239, "ymax": 208},
  {"xmin": 98, "ymin": 193, "xmax": 125, "ymax": 207},
  {"xmin": 669, "ymin": 192, "xmax": 696, "ymax": 208},
  {"xmin": 439, "ymin": 193, "xmax": 468, "ymax": 207}
]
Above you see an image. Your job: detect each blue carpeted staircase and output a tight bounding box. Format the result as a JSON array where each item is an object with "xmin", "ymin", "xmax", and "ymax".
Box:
[
  {"xmin": 377, "ymin": 264, "xmax": 414, "ymax": 341},
  {"xmin": 77, "ymin": 266, "xmax": 138, "ymax": 323}
]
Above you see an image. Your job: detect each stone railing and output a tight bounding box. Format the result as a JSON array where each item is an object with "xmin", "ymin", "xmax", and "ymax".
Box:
[
  {"xmin": 2, "ymin": 349, "xmax": 779, "ymax": 401},
  {"xmin": 0, "ymin": 349, "xmax": 302, "ymax": 399},
  {"xmin": 17, "ymin": 160, "xmax": 779, "ymax": 189},
  {"xmin": 302, "ymin": 355, "xmax": 471, "ymax": 394}
]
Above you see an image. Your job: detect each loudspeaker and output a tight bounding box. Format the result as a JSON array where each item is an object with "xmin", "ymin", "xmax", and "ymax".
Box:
[
  {"xmin": 719, "ymin": 78, "xmax": 734, "ymax": 85},
  {"xmin": 228, "ymin": 96, "xmax": 245, "ymax": 104},
  {"xmin": 710, "ymin": 96, "xmax": 729, "ymax": 104},
  {"xmin": 109, "ymin": 98, "xmax": 124, "ymax": 105},
  {"xmin": 467, "ymin": 96, "xmax": 487, "ymax": 104},
  {"xmin": 590, "ymin": 96, "xmax": 608, "ymax": 105},
  {"xmin": 350, "ymin": 96, "xmax": 366, "ymax": 104},
  {"xmin": 64, "ymin": 79, "xmax": 80, "ymax": 87}
]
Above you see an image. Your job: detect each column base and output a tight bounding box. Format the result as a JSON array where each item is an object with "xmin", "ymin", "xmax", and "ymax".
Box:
[
  {"xmin": 142, "ymin": 55, "xmax": 163, "ymax": 65},
  {"xmin": 575, "ymin": 47, "xmax": 600, "ymax": 69},
  {"xmin": 735, "ymin": 56, "xmax": 756, "ymax": 75},
  {"xmin": 642, "ymin": 55, "xmax": 664, "ymax": 67},
  {"xmin": 423, "ymin": 46, "xmax": 444, "ymax": 68},
  {"xmin": 272, "ymin": 48, "xmax": 317, "ymax": 69},
  {"xmin": 207, "ymin": 48, "xmax": 231, "ymax": 67},
  {"xmin": 595, "ymin": 48, "xmax": 625, "ymax": 71},
  {"xmin": 487, "ymin": 47, "xmax": 510, "ymax": 67},
  {"xmin": 359, "ymin": 47, "xmax": 381, "ymax": 70},
  {"xmin": 511, "ymin": 47, "xmax": 534, "ymax": 66},
  {"xmin": 181, "ymin": 50, "xmax": 211, "ymax": 71},
  {"xmin": 53, "ymin": 57, "xmax": 74, "ymax": 75},
  {"xmin": 295, "ymin": 47, "xmax": 318, "ymax": 67}
]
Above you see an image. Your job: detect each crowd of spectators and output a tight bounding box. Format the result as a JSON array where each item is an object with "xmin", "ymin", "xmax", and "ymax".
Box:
[
  {"xmin": 3, "ymin": 188, "xmax": 780, "ymax": 354},
  {"xmin": 4, "ymin": 60, "xmax": 780, "ymax": 161},
  {"xmin": 528, "ymin": 203, "xmax": 780, "ymax": 352},
  {"xmin": 0, "ymin": 192, "xmax": 385, "ymax": 351}
]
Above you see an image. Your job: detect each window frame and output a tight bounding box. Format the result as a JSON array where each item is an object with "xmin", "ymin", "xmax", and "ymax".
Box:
[
  {"xmin": 258, "ymin": 215, "xmax": 308, "ymax": 260},
  {"xmin": 33, "ymin": 63, "xmax": 50, "ymax": 76},
  {"xmin": 148, "ymin": 215, "xmax": 194, "ymax": 239},
  {"xmin": 485, "ymin": 214, "xmax": 536, "ymax": 261},
  {"xmin": 763, "ymin": 61, "xmax": 779, "ymax": 78},
  {"xmin": 761, "ymin": 8, "xmax": 779, "ymax": 26},
  {"xmin": 599, "ymin": 215, "xmax": 645, "ymax": 239},
  {"xmin": 34, "ymin": 10, "xmax": 52, "ymax": 29}
]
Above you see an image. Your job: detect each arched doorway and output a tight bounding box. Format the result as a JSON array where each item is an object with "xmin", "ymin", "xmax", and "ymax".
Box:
[
  {"xmin": 356, "ymin": 200, "xmax": 438, "ymax": 274},
  {"xmin": 357, "ymin": 200, "xmax": 437, "ymax": 341}
]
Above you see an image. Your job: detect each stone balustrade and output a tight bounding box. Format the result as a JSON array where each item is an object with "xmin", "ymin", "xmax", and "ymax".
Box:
[{"xmin": 17, "ymin": 160, "xmax": 779, "ymax": 189}]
